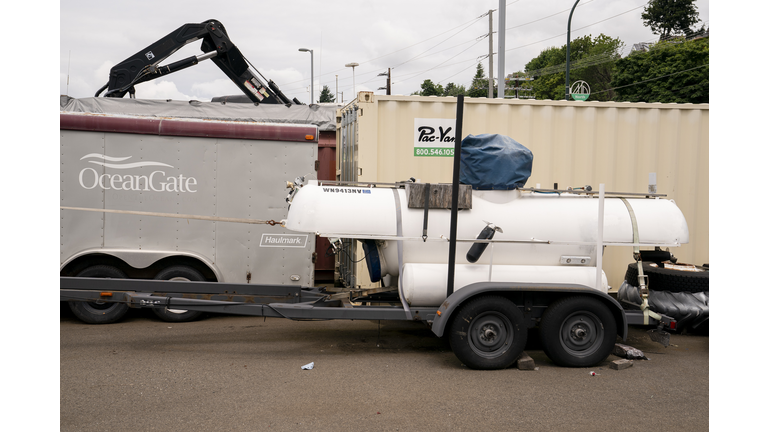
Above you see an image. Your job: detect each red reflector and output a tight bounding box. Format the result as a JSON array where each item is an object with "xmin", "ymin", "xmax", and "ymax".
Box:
[{"xmin": 669, "ymin": 321, "xmax": 676, "ymax": 330}]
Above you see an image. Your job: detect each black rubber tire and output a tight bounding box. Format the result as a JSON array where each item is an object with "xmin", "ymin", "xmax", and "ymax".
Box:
[
  {"xmin": 68, "ymin": 265, "xmax": 130, "ymax": 324},
  {"xmin": 539, "ymin": 296, "xmax": 617, "ymax": 368},
  {"xmin": 151, "ymin": 266, "xmax": 206, "ymax": 323},
  {"xmin": 448, "ymin": 295, "xmax": 527, "ymax": 370},
  {"xmin": 624, "ymin": 262, "xmax": 708, "ymax": 293}
]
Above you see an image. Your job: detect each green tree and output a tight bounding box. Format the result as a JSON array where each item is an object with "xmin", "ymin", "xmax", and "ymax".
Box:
[
  {"xmin": 419, "ymin": 79, "xmax": 444, "ymax": 96},
  {"xmin": 524, "ymin": 46, "xmax": 565, "ymax": 100},
  {"xmin": 443, "ymin": 82, "xmax": 466, "ymax": 97},
  {"xmin": 318, "ymin": 85, "xmax": 335, "ymax": 103},
  {"xmin": 412, "ymin": 79, "xmax": 444, "ymax": 96},
  {"xmin": 611, "ymin": 37, "xmax": 708, "ymax": 103},
  {"xmin": 524, "ymin": 34, "xmax": 624, "ymax": 101},
  {"xmin": 467, "ymin": 63, "xmax": 495, "ymax": 98},
  {"xmin": 642, "ymin": 0, "xmax": 700, "ymax": 40}
]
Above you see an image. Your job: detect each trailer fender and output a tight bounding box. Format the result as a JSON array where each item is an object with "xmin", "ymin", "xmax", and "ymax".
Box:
[
  {"xmin": 430, "ymin": 281, "xmax": 627, "ymax": 340},
  {"xmin": 60, "ymin": 248, "xmax": 224, "ymax": 282}
]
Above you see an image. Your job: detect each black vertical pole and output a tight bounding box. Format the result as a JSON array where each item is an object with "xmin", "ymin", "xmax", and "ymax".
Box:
[
  {"xmin": 447, "ymin": 95, "xmax": 465, "ymax": 298},
  {"xmin": 565, "ymin": 0, "xmax": 582, "ymax": 100}
]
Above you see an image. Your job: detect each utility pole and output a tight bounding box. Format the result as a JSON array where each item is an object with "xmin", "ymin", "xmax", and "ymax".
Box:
[
  {"xmin": 335, "ymin": 75, "xmax": 339, "ymax": 102},
  {"xmin": 488, "ymin": 10, "xmax": 494, "ymax": 99},
  {"xmin": 498, "ymin": 0, "xmax": 506, "ymax": 99},
  {"xmin": 377, "ymin": 68, "xmax": 391, "ymax": 95},
  {"xmin": 508, "ymin": 74, "xmax": 535, "ymax": 99}
]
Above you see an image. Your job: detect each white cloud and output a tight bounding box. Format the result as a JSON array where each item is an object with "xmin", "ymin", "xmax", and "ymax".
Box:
[
  {"xmin": 190, "ymin": 78, "xmax": 241, "ymax": 99},
  {"xmin": 131, "ymin": 80, "xmax": 201, "ymax": 101},
  {"xmin": 60, "ymin": 1, "xmax": 710, "ymax": 100},
  {"xmin": 261, "ymin": 68, "xmax": 305, "ymax": 89},
  {"xmin": 94, "ymin": 61, "xmax": 115, "ymax": 82}
]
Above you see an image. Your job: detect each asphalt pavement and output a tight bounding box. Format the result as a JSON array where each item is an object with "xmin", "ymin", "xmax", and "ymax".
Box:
[{"xmin": 60, "ymin": 305, "xmax": 709, "ymax": 431}]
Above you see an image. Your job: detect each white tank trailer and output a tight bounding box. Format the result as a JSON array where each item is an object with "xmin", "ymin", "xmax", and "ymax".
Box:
[
  {"xmin": 285, "ymin": 182, "xmax": 688, "ymax": 299},
  {"xmin": 284, "ymin": 179, "xmax": 689, "ymax": 369}
]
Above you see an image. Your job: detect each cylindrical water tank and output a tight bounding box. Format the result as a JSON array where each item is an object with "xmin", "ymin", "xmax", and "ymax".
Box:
[
  {"xmin": 401, "ymin": 263, "xmax": 610, "ymax": 307},
  {"xmin": 285, "ymin": 181, "xmax": 688, "ymax": 305}
]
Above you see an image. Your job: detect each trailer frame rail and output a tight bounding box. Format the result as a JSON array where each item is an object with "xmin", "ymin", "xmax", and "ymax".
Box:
[{"xmin": 60, "ymin": 277, "xmax": 437, "ymax": 322}]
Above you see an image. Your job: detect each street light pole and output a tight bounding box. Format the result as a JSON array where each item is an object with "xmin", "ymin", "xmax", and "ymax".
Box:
[
  {"xmin": 299, "ymin": 48, "xmax": 314, "ymax": 103},
  {"xmin": 345, "ymin": 62, "xmax": 359, "ymax": 98},
  {"xmin": 565, "ymin": 0, "xmax": 581, "ymax": 101},
  {"xmin": 498, "ymin": 0, "xmax": 506, "ymax": 99}
]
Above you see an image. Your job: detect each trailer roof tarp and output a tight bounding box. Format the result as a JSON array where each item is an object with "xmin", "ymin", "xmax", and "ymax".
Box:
[{"xmin": 60, "ymin": 96, "xmax": 340, "ymax": 131}]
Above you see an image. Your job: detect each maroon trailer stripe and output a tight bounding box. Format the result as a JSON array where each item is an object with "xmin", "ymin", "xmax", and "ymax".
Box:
[{"xmin": 60, "ymin": 113, "xmax": 318, "ymax": 143}]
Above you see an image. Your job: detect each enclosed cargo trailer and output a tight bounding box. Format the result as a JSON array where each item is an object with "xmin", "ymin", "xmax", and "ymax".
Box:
[{"xmin": 60, "ymin": 109, "xmax": 319, "ymax": 323}]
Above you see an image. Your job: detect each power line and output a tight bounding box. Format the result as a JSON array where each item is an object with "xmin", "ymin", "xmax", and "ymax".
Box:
[
  {"xmin": 590, "ymin": 64, "xmax": 708, "ymax": 95},
  {"xmin": 388, "ymin": 2, "xmax": 654, "ymax": 93},
  {"xmin": 278, "ymin": 15, "xmax": 486, "ymax": 93},
  {"xmin": 438, "ymin": 2, "xmax": 651, "ymax": 88},
  {"xmin": 384, "ymin": 38, "xmax": 487, "ymax": 86},
  {"xmin": 526, "ymin": 52, "xmax": 616, "ymax": 76},
  {"xmin": 504, "ymin": 2, "xmax": 649, "ymax": 54},
  {"xmin": 392, "ymin": 16, "xmax": 485, "ymax": 69},
  {"xmin": 505, "ymin": 0, "xmax": 596, "ymax": 31},
  {"xmin": 288, "ymin": 0, "xmax": 701, "ymax": 97},
  {"xmin": 668, "ymin": 81, "xmax": 708, "ymax": 94}
]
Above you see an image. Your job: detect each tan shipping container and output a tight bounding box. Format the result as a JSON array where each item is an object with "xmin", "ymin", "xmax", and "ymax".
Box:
[{"xmin": 336, "ymin": 93, "xmax": 708, "ymax": 292}]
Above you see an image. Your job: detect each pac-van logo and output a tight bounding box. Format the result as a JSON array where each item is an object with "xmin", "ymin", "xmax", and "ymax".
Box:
[
  {"xmin": 78, "ymin": 154, "xmax": 199, "ymax": 193},
  {"xmin": 413, "ymin": 118, "xmax": 456, "ymax": 157}
]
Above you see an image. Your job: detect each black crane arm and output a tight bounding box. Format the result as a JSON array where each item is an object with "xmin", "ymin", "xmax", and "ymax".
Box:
[{"xmin": 96, "ymin": 19, "xmax": 295, "ymax": 105}]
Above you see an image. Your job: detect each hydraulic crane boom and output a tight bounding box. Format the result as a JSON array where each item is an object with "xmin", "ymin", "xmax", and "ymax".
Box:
[{"xmin": 95, "ymin": 19, "xmax": 298, "ymax": 105}]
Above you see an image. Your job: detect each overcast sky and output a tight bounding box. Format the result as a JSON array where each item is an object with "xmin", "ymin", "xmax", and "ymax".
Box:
[{"xmin": 60, "ymin": 0, "xmax": 709, "ymax": 103}]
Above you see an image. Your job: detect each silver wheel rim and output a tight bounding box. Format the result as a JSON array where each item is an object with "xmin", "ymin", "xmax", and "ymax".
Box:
[
  {"xmin": 166, "ymin": 276, "xmax": 190, "ymax": 314},
  {"xmin": 468, "ymin": 311, "xmax": 513, "ymax": 359},
  {"xmin": 559, "ymin": 311, "xmax": 604, "ymax": 358}
]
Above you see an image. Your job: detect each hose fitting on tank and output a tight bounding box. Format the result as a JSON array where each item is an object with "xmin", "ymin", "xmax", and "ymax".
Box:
[
  {"xmin": 285, "ymin": 176, "xmax": 307, "ymax": 203},
  {"xmin": 466, "ymin": 221, "xmax": 503, "ymax": 263}
]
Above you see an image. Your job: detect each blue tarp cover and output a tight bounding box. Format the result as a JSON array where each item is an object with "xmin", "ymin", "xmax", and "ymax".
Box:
[{"xmin": 459, "ymin": 134, "xmax": 533, "ymax": 190}]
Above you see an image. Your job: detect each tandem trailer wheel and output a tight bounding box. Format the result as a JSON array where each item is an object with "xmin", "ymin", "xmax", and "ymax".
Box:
[
  {"xmin": 539, "ymin": 296, "xmax": 617, "ymax": 367},
  {"xmin": 448, "ymin": 295, "xmax": 527, "ymax": 370},
  {"xmin": 150, "ymin": 266, "xmax": 206, "ymax": 323},
  {"xmin": 68, "ymin": 265, "xmax": 130, "ymax": 324}
]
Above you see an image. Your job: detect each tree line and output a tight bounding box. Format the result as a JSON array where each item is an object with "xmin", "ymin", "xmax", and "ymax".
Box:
[{"xmin": 411, "ymin": 0, "xmax": 708, "ymax": 104}]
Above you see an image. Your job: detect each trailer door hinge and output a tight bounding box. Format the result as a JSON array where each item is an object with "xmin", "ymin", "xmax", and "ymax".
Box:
[
  {"xmin": 312, "ymin": 252, "xmax": 317, "ymax": 263},
  {"xmin": 314, "ymin": 160, "xmax": 319, "ymax": 171}
]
